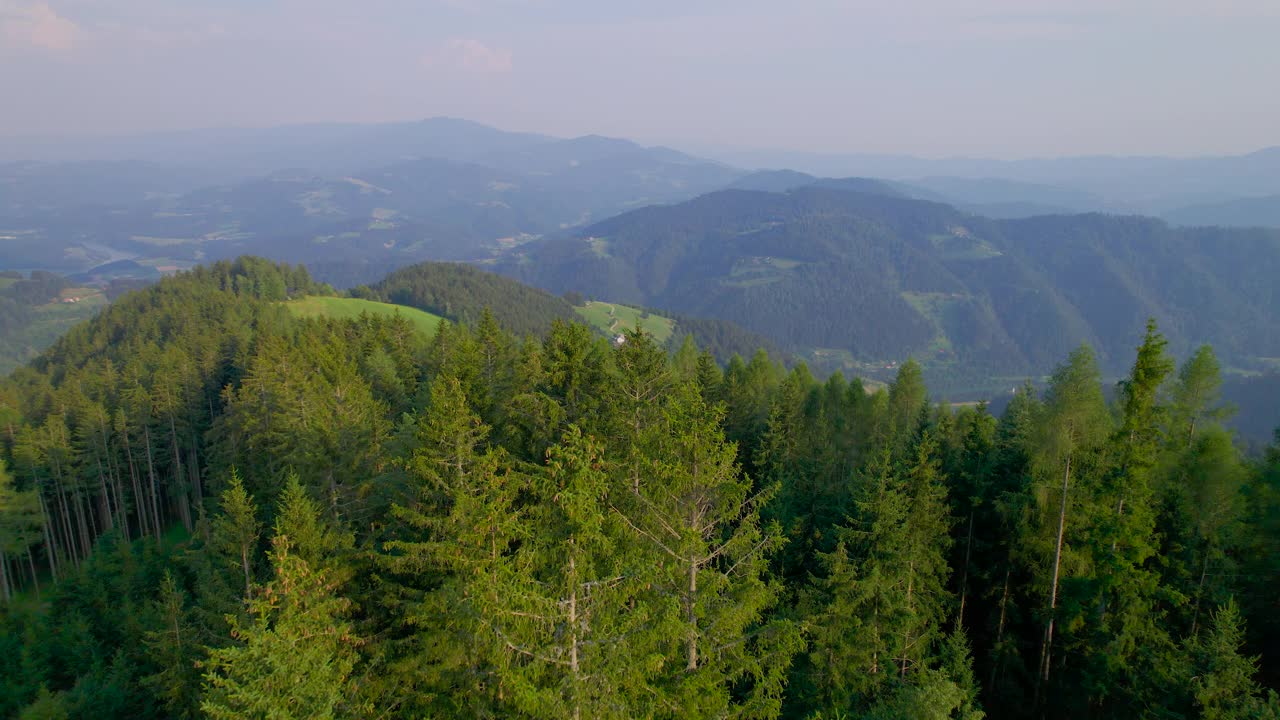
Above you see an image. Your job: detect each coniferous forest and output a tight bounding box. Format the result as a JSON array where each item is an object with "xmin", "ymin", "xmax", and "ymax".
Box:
[{"xmin": 0, "ymin": 257, "xmax": 1277, "ymax": 720}]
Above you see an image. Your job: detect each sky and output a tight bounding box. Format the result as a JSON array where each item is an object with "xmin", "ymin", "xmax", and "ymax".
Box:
[{"xmin": 2, "ymin": 0, "xmax": 1279, "ymax": 158}]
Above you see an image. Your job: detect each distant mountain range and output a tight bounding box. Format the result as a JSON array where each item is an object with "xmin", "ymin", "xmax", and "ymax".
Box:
[
  {"xmin": 697, "ymin": 144, "xmax": 1280, "ymax": 215},
  {"xmin": 3, "ymin": 116, "xmax": 1280, "ymax": 388},
  {"xmin": 1163, "ymin": 194, "xmax": 1280, "ymax": 228},
  {"xmin": 0, "ymin": 119, "xmax": 742, "ymax": 281}
]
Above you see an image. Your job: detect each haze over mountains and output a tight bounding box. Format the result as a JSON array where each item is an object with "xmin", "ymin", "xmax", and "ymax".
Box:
[
  {"xmin": 700, "ymin": 144, "xmax": 1280, "ymax": 219},
  {"xmin": 3, "ymin": 117, "xmax": 1280, "ymax": 427},
  {"xmin": 0, "ymin": 119, "xmax": 742, "ymax": 281}
]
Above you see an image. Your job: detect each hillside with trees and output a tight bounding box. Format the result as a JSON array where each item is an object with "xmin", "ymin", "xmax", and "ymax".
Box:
[
  {"xmin": 365, "ymin": 260, "xmax": 788, "ymax": 362},
  {"xmin": 0, "ymin": 257, "xmax": 1276, "ymax": 719},
  {"xmin": 0, "ymin": 271, "xmax": 108, "ymax": 375},
  {"xmin": 498, "ymin": 186, "xmax": 1280, "ymax": 381}
]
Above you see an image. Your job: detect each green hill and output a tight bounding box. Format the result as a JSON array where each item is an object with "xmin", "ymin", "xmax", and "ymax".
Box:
[
  {"xmin": 498, "ymin": 187, "xmax": 1280, "ymax": 384},
  {"xmin": 285, "ymin": 295, "xmax": 447, "ymax": 335},
  {"xmin": 574, "ymin": 300, "xmax": 674, "ymax": 343},
  {"xmin": 366, "ymin": 261, "xmax": 579, "ymax": 336}
]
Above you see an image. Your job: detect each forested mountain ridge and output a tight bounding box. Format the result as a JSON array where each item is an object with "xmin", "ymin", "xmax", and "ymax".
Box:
[
  {"xmin": 498, "ymin": 186, "xmax": 1280, "ymax": 379},
  {"xmin": 0, "ymin": 257, "xmax": 1277, "ymax": 719},
  {"xmin": 361, "ymin": 260, "xmax": 789, "ymax": 361},
  {"xmin": 360, "ymin": 260, "xmax": 579, "ymax": 337}
]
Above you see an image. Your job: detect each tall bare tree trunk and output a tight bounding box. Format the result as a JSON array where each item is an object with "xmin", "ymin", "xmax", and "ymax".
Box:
[
  {"xmin": 1189, "ymin": 545, "xmax": 1212, "ymax": 637},
  {"xmin": 686, "ymin": 555, "xmax": 700, "ymax": 671},
  {"xmin": 26, "ymin": 546, "xmax": 40, "ymax": 599},
  {"xmin": 37, "ymin": 491, "xmax": 58, "ymax": 582},
  {"xmin": 958, "ymin": 510, "xmax": 975, "ymax": 630},
  {"xmin": 568, "ymin": 550, "xmax": 581, "ymax": 720},
  {"xmin": 1, "ymin": 553, "xmax": 12, "ymax": 605},
  {"xmin": 990, "ymin": 567, "xmax": 1012, "ymax": 689},
  {"xmin": 169, "ymin": 412, "xmax": 191, "ymax": 532},
  {"xmin": 1039, "ymin": 454, "xmax": 1073, "ymax": 693},
  {"xmin": 123, "ymin": 433, "xmax": 146, "ymax": 542},
  {"xmin": 95, "ymin": 453, "xmax": 114, "ymax": 533},
  {"xmin": 143, "ymin": 425, "xmax": 163, "ymax": 541}
]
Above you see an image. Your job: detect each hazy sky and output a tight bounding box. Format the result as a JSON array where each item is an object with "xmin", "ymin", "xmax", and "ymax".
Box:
[{"xmin": 2, "ymin": 0, "xmax": 1278, "ymax": 157}]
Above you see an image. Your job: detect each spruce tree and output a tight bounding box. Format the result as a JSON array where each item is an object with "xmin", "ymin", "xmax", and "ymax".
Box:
[
  {"xmin": 1029, "ymin": 346, "xmax": 1109, "ymax": 693},
  {"xmin": 209, "ymin": 471, "xmax": 260, "ymax": 600},
  {"xmin": 626, "ymin": 382, "xmax": 799, "ymax": 718},
  {"xmin": 808, "ymin": 433, "xmax": 957, "ymax": 715},
  {"xmin": 1188, "ymin": 601, "xmax": 1280, "ymax": 720},
  {"xmin": 479, "ymin": 427, "xmax": 650, "ymax": 720},
  {"xmin": 141, "ymin": 571, "xmax": 201, "ymax": 719},
  {"xmin": 381, "ymin": 373, "xmax": 521, "ymax": 717},
  {"xmin": 1084, "ymin": 321, "xmax": 1175, "ymax": 711},
  {"xmin": 200, "ymin": 533, "xmax": 361, "ymax": 720}
]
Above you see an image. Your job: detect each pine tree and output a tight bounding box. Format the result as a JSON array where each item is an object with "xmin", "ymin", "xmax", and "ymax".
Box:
[
  {"xmin": 1168, "ymin": 345, "xmax": 1230, "ymax": 449},
  {"xmin": 1083, "ymin": 321, "xmax": 1176, "ymax": 710},
  {"xmin": 672, "ymin": 334, "xmax": 700, "ymax": 384},
  {"xmin": 1029, "ymin": 346, "xmax": 1109, "ymax": 693},
  {"xmin": 1188, "ymin": 601, "xmax": 1280, "ymax": 720},
  {"xmin": 808, "ymin": 433, "xmax": 956, "ymax": 715},
  {"xmin": 200, "ymin": 533, "xmax": 361, "ymax": 720},
  {"xmin": 627, "ymin": 382, "xmax": 800, "ymax": 718},
  {"xmin": 1158, "ymin": 344, "xmax": 1244, "ymax": 638},
  {"xmin": 209, "ymin": 471, "xmax": 260, "ymax": 600},
  {"xmin": 141, "ymin": 571, "xmax": 201, "ymax": 719},
  {"xmin": 884, "ymin": 359, "xmax": 927, "ymax": 456},
  {"xmin": 273, "ymin": 473, "xmax": 352, "ymax": 577},
  {"xmin": 761, "ymin": 366, "xmax": 827, "ymax": 579},
  {"xmin": 479, "ymin": 426, "xmax": 650, "ymax": 720},
  {"xmin": 380, "ymin": 373, "xmax": 521, "ymax": 717},
  {"xmin": 985, "ymin": 383, "xmax": 1042, "ymax": 706},
  {"xmin": 0, "ymin": 459, "xmax": 42, "ymax": 604},
  {"xmin": 602, "ymin": 327, "xmax": 674, "ymax": 493}
]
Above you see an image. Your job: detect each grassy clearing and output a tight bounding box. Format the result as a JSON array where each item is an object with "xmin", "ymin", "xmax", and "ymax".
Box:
[
  {"xmin": 724, "ymin": 256, "xmax": 805, "ymax": 288},
  {"xmin": 575, "ymin": 300, "xmax": 675, "ymax": 344},
  {"xmin": 901, "ymin": 291, "xmax": 969, "ymax": 356},
  {"xmin": 285, "ymin": 296, "xmax": 448, "ymax": 336},
  {"xmin": 927, "ymin": 230, "xmax": 1002, "ymax": 260},
  {"xmin": 586, "ymin": 237, "xmax": 611, "ymax": 258}
]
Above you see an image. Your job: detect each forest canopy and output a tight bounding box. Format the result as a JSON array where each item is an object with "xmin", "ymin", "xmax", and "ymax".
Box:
[{"xmin": 0, "ymin": 258, "xmax": 1277, "ymax": 720}]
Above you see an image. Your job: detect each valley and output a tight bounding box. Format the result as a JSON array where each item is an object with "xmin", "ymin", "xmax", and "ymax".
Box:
[{"xmin": 4, "ymin": 2, "xmax": 1280, "ymax": 716}]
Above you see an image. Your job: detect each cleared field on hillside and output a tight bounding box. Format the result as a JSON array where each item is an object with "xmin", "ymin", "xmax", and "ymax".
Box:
[
  {"xmin": 286, "ymin": 296, "xmax": 448, "ymax": 336},
  {"xmin": 575, "ymin": 301, "xmax": 674, "ymax": 344}
]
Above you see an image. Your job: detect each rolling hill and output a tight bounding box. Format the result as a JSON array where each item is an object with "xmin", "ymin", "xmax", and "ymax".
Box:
[
  {"xmin": 1164, "ymin": 194, "xmax": 1280, "ymax": 228},
  {"xmin": 497, "ymin": 186, "xmax": 1280, "ymax": 385},
  {"xmin": 284, "ymin": 296, "xmax": 448, "ymax": 335},
  {"xmin": 364, "ymin": 261, "xmax": 783, "ymax": 361}
]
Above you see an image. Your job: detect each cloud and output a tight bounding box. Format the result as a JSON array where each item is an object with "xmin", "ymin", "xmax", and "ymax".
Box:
[
  {"xmin": 424, "ymin": 37, "xmax": 513, "ymax": 73},
  {"xmin": 0, "ymin": 1, "xmax": 81, "ymax": 51}
]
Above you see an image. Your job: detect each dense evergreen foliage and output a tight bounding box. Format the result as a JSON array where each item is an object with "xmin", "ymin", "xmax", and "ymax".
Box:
[
  {"xmin": 363, "ymin": 261, "xmax": 580, "ymax": 337},
  {"xmin": 363, "ymin": 260, "xmax": 786, "ymax": 364},
  {"xmin": 0, "ymin": 257, "xmax": 1277, "ymax": 719}
]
